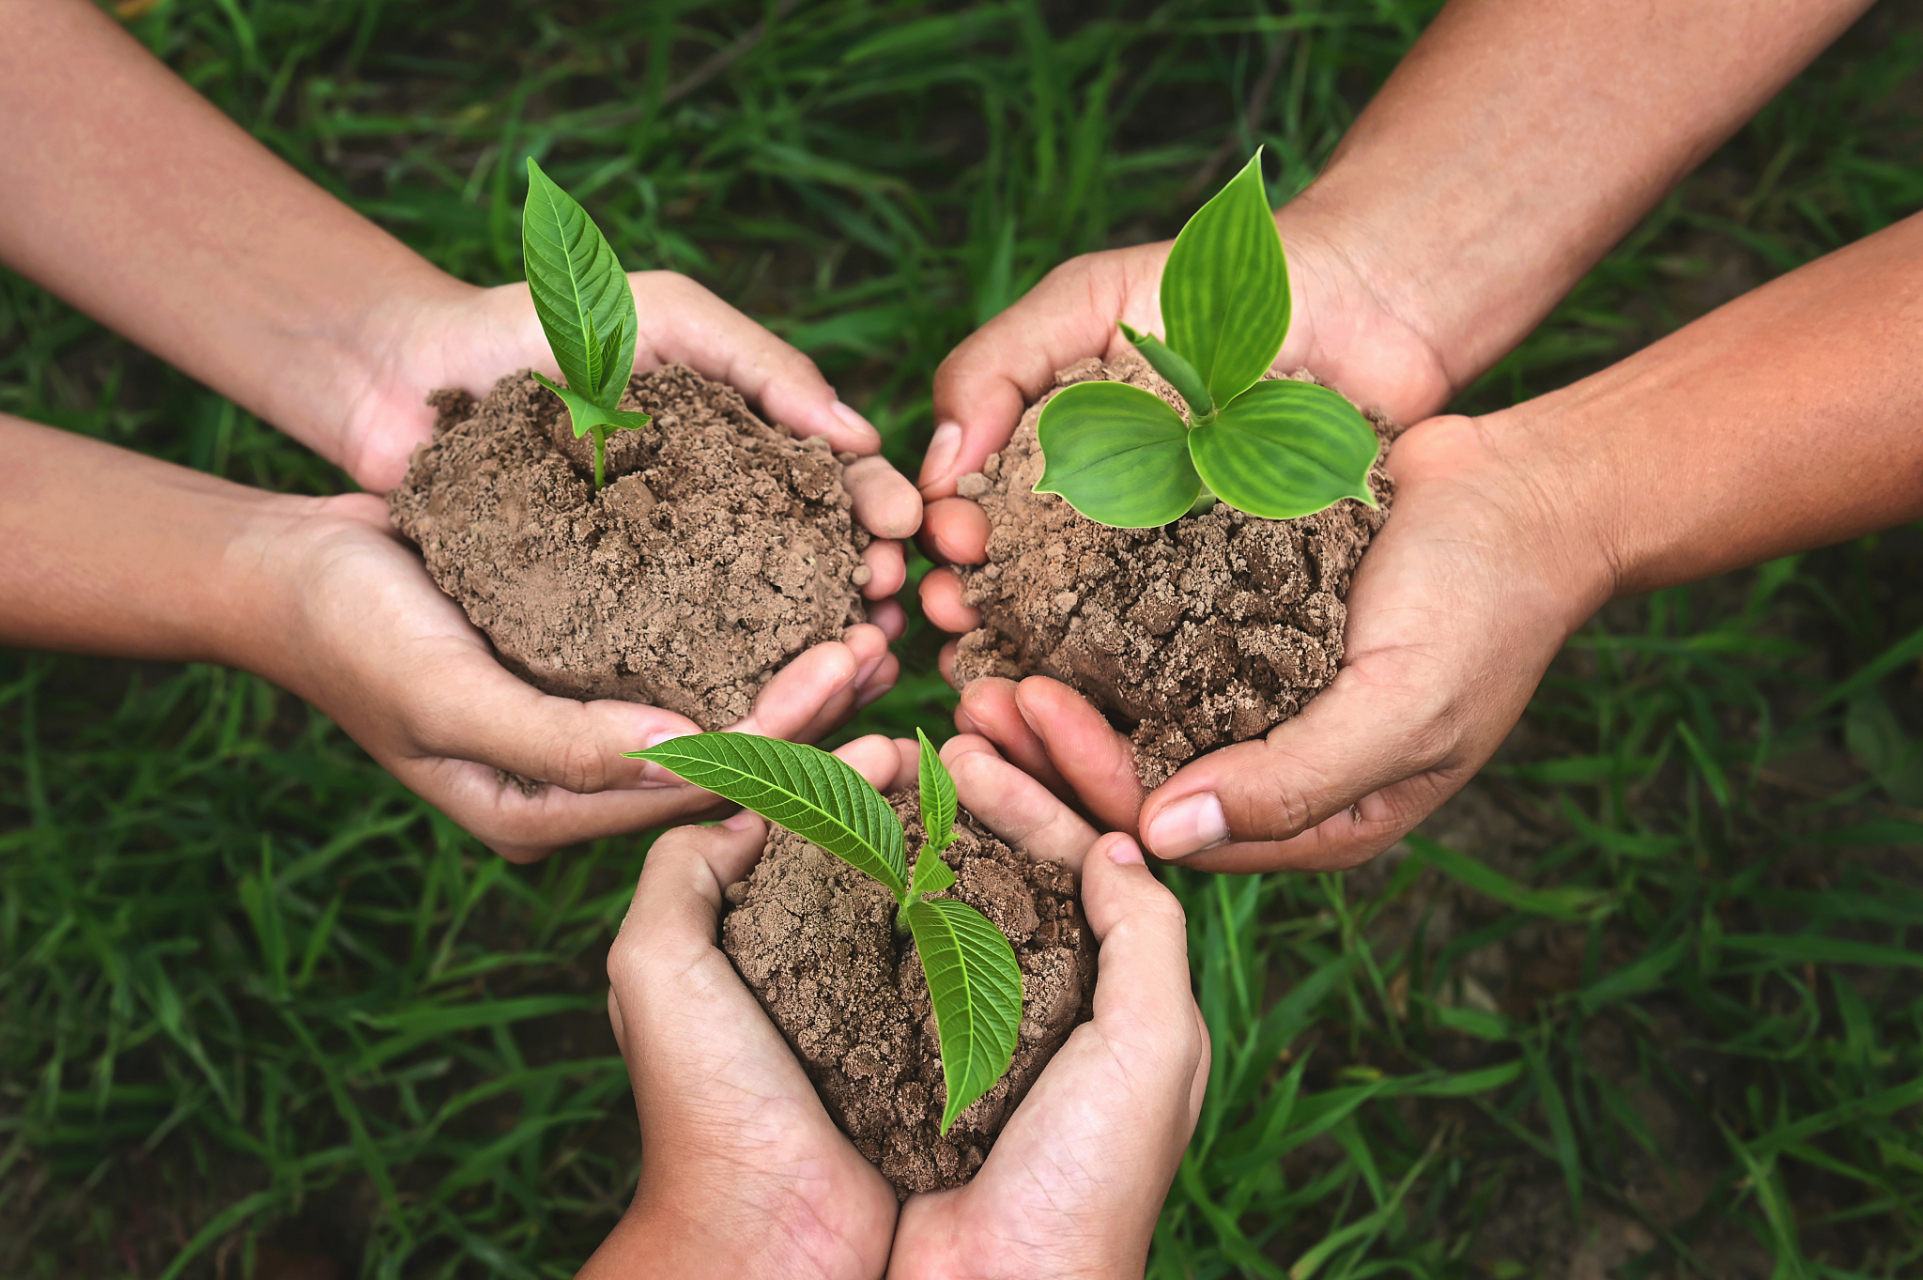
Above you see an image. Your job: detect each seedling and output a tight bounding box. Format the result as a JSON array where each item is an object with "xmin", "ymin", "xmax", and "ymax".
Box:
[
  {"xmin": 629, "ymin": 729, "xmax": 1023, "ymax": 1133},
  {"xmin": 523, "ymin": 157, "xmax": 653, "ymax": 490},
  {"xmin": 1035, "ymin": 150, "xmax": 1380, "ymax": 527}
]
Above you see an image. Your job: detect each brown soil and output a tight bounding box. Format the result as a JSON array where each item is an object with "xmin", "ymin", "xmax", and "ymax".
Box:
[
  {"xmin": 388, "ymin": 365, "xmax": 869, "ymax": 728},
  {"xmin": 952, "ymin": 351, "xmax": 1395, "ymax": 786},
  {"xmin": 721, "ymin": 795, "xmax": 1096, "ymax": 1194}
]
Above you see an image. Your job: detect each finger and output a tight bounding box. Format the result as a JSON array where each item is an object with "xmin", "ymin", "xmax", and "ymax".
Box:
[
  {"xmin": 919, "ymin": 497, "xmax": 991, "ymax": 567},
  {"xmin": 628, "ymin": 271, "xmax": 883, "ymax": 455},
  {"xmin": 938, "ymin": 638, "xmax": 958, "ymax": 687},
  {"xmin": 1012, "ymin": 678, "xmax": 1145, "ymax": 837},
  {"xmin": 1079, "ymin": 835, "xmax": 1200, "ymax": 1063},
  {"xmin": 1171, "ymin": 767, "xmax": 1464, "ymax": 874},
  {"xmin": 781, "ymin": 625, "xmax": 889, "ymax": 743},
  {"xmin": 924, "ymin": 248, "xmax": 1156, "ymax": 497},
  {"xmin": 955, "ymin": 677, "xmax": 1073, "ymax": 799},
  {"xmin": 617, "ymin": 812, "xmax": 770, "ymax": 960},
  {"xmin": 844, "ymin": 456, "xmax": 922, "ymax": 540},
  {"xmin": 854, "ymin": 653, "xmax": 900, "ymax": 710},
  {"xmin": 943, "ymin": 735, "xmax": 1098, "ymax": 874},
  {"xmin": 832, "ymin": 733, "xmax": 921, "ymax": 794},
  {"xmin": 726, "ymin": 640, "xmax": 860, "ymax": 740},
  {"xmin": 919, "ymin": 566, "xmax": 981, "ymax": 633},
  {"xmin": 860, "ymin": 541, "xmax": 907, "ymax": 601},
  {"xmin": 866, "ymin": 596, "xmax": 908, "ymax": 640},
  {"xmin": 1137, "ymin": 665, "xmax": 1457, "ymax": 861}
]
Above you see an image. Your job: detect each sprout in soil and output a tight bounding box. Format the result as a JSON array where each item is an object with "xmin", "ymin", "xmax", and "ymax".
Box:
[
  {"xmin": 522, "ymin": 156, "xmax": 653, "ymax": 491},
  {"xmin": 629, "ymin": 729, "xmax": 1024, "ymax": 1133},
  {"xmin": 1035, "ymin": 149, "xmax": 1380, "ymax": 528}
]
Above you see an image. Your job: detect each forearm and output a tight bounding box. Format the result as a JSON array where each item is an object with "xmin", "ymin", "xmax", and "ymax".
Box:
[
  {"xmin": 0, "ymin": 414, "xmax": 303, "ymax": 666},
  {"xmin": 0, "ymin": 0, "xmax": 472, "ymax": 470},
  {"xmin": 1501, "ymin": 210, "xmax": 1923, "ymax": 595},
  {"xmin": 1283, "ymin": 0, "xmax": 1872, "ymax": 393}
]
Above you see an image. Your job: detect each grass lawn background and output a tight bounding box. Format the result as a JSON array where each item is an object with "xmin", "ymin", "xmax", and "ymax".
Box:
[{"xmin": 3, "ymin": 1, "xmax": 1922, "ymax": 1276}]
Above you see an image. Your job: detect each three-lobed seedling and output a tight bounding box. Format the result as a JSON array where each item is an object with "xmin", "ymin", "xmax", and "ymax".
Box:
[
  {"xmin": 630, "ymin": 729, "xmax": 1024, "ymax": 1133},
  {"xmin": 523, "ymin": 157, "xmax": 653, "ymax": 490},
  {"xmin": 1035, "ymin": 150, "xmax": 1380, "ymax": 528}
]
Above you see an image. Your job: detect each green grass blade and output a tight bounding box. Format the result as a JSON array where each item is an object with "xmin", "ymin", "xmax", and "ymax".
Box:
[
  {"xmin": 629, "ymin": 733, "xmax": 907, "ymax": 893},
  {"xmin": 1035, "ymin": 379, "xmax": 1196, "ymax": 527},
  {"xmin": 1190, "ymin": 378, "xmax": 1379, "ymax": 519},
  {"xmin": 905, "ymin": 896, "xmax": 1022, "ymax": 1132},
  {"xmin": 522, "ymin": 156, "xmax": 637, "ymax": 410},
  {"xmin": 1162, "ymin": 151, "xmax": 1290, "ymax": 407}
]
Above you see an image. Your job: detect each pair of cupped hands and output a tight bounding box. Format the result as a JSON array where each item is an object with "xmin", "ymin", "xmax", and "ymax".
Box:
[{"xmin": 319, "ymin": 209, "xmax": 1596, "ymax": 872}]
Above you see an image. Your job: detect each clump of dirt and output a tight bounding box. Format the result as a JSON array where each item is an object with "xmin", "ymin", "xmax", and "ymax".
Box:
[
  {"xmin": 721, "ymin": 796, "xmax": 1096, "ymax": 1195},
  {"xmin": 953, "ymin": 351, "xmax": 1394, "ymax": 786},
  {"xmin": 388, "ymin": 365, "xmax": 869, "ymax": 728}
]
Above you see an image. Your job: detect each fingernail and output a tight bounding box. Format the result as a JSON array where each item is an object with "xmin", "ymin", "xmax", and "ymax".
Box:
[
  {"xmin": 831, "ymin": 400, "xmax": 881, "ymax": 446},
  {"xmin": 920, "ymin": 421, "xmax": 961, "ymax": 489},
  {"xmin": 1106, "ymin": 835, "xmax": 1145, "ymax": 866},
  {"xmin": 722, "ymin": 809, "xmax": 760, "ymax": 831},
  {"xmin": 1143, "ymin": 792, "xmax": 1228, "ymax": 859},
  {"xmin": 634, "ymin": 729, "xmax": 691, "ymax": 788}
]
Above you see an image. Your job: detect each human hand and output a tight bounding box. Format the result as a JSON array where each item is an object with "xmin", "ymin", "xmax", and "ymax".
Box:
[
  {"xmin": 582, "ymin": 736, "xmax": 919, "ymax": 1280},
  {"xmin": 248, "ymin": 493, "xmax": 904, "ymax": 862},
  {"xmin": 339, "ymin": 270, "xmax": 920, "ymax": 635},
  {"xmin": 887, "ymin": 737, "xmax": 1207, "ymax": 1280},
  {"xmin": 948, "ymin": 409, "xmax": 1615, "ymax": 871},
  {"xmin": 917, "ymin": 207, "xmax": 1455, "ymax": 640}
]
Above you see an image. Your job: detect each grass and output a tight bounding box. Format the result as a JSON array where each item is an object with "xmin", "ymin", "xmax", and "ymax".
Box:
[{"xmin": 3, "ymin": 0, "xmax": 1921, "ymax": 1276}]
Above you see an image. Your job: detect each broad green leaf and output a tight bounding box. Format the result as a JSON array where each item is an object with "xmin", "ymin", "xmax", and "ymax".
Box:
[
  {"xmin": 1189, "ymin": 379, "xmax": 1379, "ymax": 520},
  {"xmin": 530, "ymin": 374, "xmax": 653, "ymax": 441},
  {"xmin": 1162, "ymin": 151, "xmax": 1289, "ymax": 407},
  {"xmin": 1119, "ymin": 321, "xmax": 1212, "ymax": 418},
  {"xmin": 523, "ymin": 157, "xmax": 637, "ymax": 411},
  {"xmin": 627, "ymin": 734, "xmax": 906, "ymax": 894},
  {"xmin": 909, "ymin": 842, "xmax": 957, "ymax": 901},
  {"xmin": 905, "ymin": 896, "xmax": 1023, "ymax": 1132},
  {"xmin": 916, "ymin": 728, "xmax": 957, "ymax": 852},
  {"xmin": 1035, "ymin": 380, "xmax": 1197, "ymax": 527}
]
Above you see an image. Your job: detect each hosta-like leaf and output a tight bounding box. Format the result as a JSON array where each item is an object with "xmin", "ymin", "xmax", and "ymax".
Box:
[
  {"xmin": 627, "ymin": 734, "xmax": 906, "ymax": 894},
  {"xmin": 916, "ymin": 728, "xmax": 957, "ymax": 852},
  {"xmin": 1034, "ymin": 380, "xmax": 1197, "ymax": 528},
  {"xmin": 905, "ymin": 897, "xmax": 1023, "ymax": 1133},
  {"xmin": 1119, "ymin": 321, "xmax": 1212, "ymax": 418},
  {"xmin": 1189, "ymin": 379, "xmax": 1379, "ymax": 519},
  {"xmin": 1162, "ymin": 151, "xmax": 1290, "ymax": 409},
  {"xmin": 523, "ymin": 157, "xmax": 637, "ymax": 411}
]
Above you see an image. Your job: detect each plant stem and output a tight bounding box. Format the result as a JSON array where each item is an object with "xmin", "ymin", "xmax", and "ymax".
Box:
[
  {"xmin": 592, "ymin": 429, "xmax": 607, "ymax": 490},
  {"xmin": 1188, "ymin": 481, "xmax": 1219, "ymax": 517}
]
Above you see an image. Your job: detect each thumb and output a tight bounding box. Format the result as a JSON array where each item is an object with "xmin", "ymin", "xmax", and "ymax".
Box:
[{"xmin": 1080, "ymin": 834, "xmax": 1195, "ymax": 1032}]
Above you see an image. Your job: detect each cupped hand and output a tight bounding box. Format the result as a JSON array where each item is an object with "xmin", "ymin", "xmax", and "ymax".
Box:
[
  {"xmin": 582, "ymin": 735, "xmax": 920, "ymax": 1280},
  {"xmin": 255, "ymin": 492, "xmax": 904, "ymax": 862},
  {"xmin": 888, "ymin": 737, "xmax": 1208, "ymax": 1280},
  {"xmin": 918, "ymin": 208, "xmax": 1455, "ymax": 638},
  {"xmin": 342, "ymin": 269, "xmax": 920, "ymax": 629},
  {"xmin": 949, "ymin": 410, "xmax": 1616, "ymax": 872}
]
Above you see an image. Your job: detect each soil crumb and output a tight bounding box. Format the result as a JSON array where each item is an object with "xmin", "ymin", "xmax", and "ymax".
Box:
[
  {"xmin": 388, "ymin": 365, "xmax": 868, "ymax": 728},
  {"xmin": 953, "ymin": 351, "xmax": 1394, "ymax": 786},
  {"xmin": 721, "ymin": 796, "xmax": 1096, "ymax": 1194}
]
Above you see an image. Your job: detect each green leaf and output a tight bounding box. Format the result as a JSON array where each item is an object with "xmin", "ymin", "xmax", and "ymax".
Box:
[
  {"xmin": 529, "ymin": 374, "xmax": 652, "ymax": 441},
  {"xmin": 909, "ymin": 841, "xmax": 957, "ymax": 901},
  {"xmin": 626, "ymin": 733, "xmax": 906, "ymax": 894},
  {"xmin": 916, "ymin": 728, "xmax": 957, "ymax": 852},
  {"xmin": 1035, "ymin": 380, "xmax": 1197, "ymax": 527},
  {"xmin": 1189, "ymin": 379, "xmax": 1378, "ymax": 520},
  {"xmin": 523, "ymin": 157, "xmax": 637, "ymax": 411},
  {"xmin": 1162, "ymin": 151, "xmax": 1290, "ymax": 407},
  {"xmin": 1119, "ymin": 321, "xmax": 1212, "ymax": 419},
  {"xmin": 905, "ymin": 896, "xmax": 1023, "ymax": 1132}
]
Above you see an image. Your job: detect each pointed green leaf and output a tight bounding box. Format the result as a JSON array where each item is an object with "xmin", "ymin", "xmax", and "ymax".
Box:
[
  {"xmin": 626, "ymin": 733, "xmax": 906, "ymax": 894},
  {"xmin": 1119, "ymin": 321, "xmax": 1212, "ymax": 419},
  {"xmin": 909, "ymin": 841, "xmax": 957, "ymax": 901},
  {"xmin": 530, "ymin": 373, "xmax": 653, "ymax": 441},
  {"xmin": 523, "ymin": 157, "xmax": 637, "ymax": 413},
  {"xmin": 1035, "ymin": 380, "xmax": 1197, "ymax": 528},
  {"xmin": 1189, "ymin": 379, "xmax": 1378, "ymax": 519},
  {"xmin": 916, "ymin": 729, "xmax": 957, "ymax": 852},
  {"xmin": 1162, "ymin": 151, "xmax": 1290, "ymax": 408},
  {"xmin": 905, "ymin": 897, "xmax": 1023, "ymax": 1133}
]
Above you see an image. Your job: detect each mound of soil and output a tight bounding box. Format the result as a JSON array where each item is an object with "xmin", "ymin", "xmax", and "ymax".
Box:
[
  {"xmin": 721, "ymin": 796, "xmax": 1096, "ymax": 1195},
  {"xmin": 952, "ymin": 351, "xmax": 1395, "ymax": 786},
  {"xmin": 388, "ymin": 365, "xmax": 869, "ymax": 728}
]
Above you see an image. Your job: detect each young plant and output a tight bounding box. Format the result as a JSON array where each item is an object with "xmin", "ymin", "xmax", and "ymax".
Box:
[
  {"xmin": 1035, "ymin": 150, "xmax": 1380, "ymax": 527},
  {"xmin": 629, "ymin": 729, "xmax": 1023, "ymax": 1133},
  {"xmin": 522, "ymin": 157, "xmax": 652, "ymax": 490}
]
